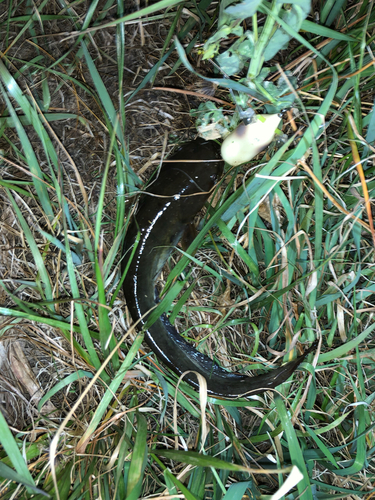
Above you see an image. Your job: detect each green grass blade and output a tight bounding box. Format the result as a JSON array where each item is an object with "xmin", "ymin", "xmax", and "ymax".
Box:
[
  {"xmin": 301, "ymin": 19, "xmax": 357, "ymax": 40},
  {"xmin": 0, "ymin": 411, "xmax": 35, "ymax": 493},
  {"xmin": 38, "ymin": 370, "xmax": 94, "ymax": 412},
  {"xmin": 4, "ymin": 188, "xmax": 53, "ymax": 302},
  {"xmin": 126, "ymin": 412, "xmax": 148, "ymax": 499},
  {"xmin": 0, "ymin": 75, "xmax": 54, "ymax": 220},
  {"xmin": 0, "ymin": 306, "xmax": 92, "ymax": 363},
  {"xmin": 76, "ymin": 333, "xmax": 143, "ymax": 451},
  {"xmin": 275, "ymin": 396, "xmax": 313, "ymax": 500}
]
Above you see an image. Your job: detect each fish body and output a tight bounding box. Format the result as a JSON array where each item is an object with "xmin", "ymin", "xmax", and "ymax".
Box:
[{"xmin": 122, "ymin": 138, "xmax": 314, "ymax": 398}]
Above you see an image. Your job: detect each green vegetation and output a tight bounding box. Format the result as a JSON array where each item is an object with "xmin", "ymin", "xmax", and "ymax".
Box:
[{"xmin": 0, "ymin": 0, "xmax": 374, "ymax": 498}]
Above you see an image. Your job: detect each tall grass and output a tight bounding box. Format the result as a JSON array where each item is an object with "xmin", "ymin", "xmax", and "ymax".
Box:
[{"xmin": 0, "ymin": 0, "xmax": 374, "ymax": 499}]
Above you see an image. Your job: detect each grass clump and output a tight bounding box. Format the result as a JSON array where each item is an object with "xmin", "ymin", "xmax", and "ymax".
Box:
[{"xmin": 0, "ymin": 0, "xmax": 374, "ymax": 499}]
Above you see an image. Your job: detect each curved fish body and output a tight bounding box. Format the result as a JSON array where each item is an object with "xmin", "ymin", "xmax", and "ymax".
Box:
[{"xmin": 122, "ymin": 138, "xmax": 314, "ymax": 398}]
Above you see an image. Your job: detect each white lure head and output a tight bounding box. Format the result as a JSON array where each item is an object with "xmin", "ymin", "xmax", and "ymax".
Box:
[{"xmin": 221, "ymin": 114, "xmax": 281, "ymax": 166}]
